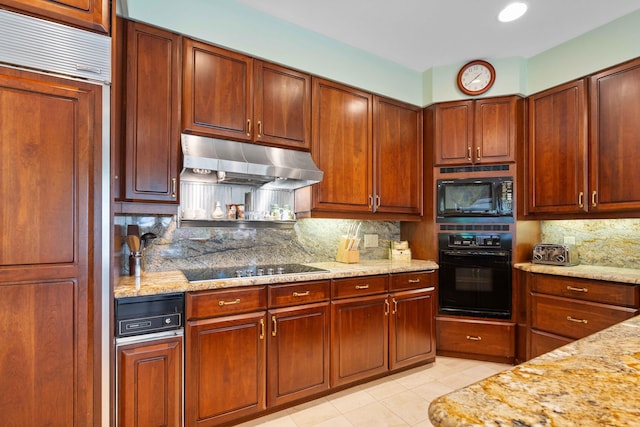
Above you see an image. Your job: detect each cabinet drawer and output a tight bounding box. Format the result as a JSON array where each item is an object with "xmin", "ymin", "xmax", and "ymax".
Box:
[
  {"xmin": 436, "ymin": 317, "xmax": 515, "ymax": 358},
  {"xmin": 389, "ymin": 270, "xmax": 437, "ymax": 291},
  {"xmin": 186, "ymin": 286, "xmax": 267, "ymax": 320},
  {"xmin": 268, "ymin": 280, "xmax": 330, "ymax": 308},
  {"xmin": 529, "ymin": 329, "xmax": 573, "ymax": 359},
  {"xmin": 530, "ymin": 293, "xmax": 638, "ymax": 340},
  {"xmin": 531, "ymin": 274, "xmax": 639, "ymax": 307},
  {"xmin": 331, "ymin": 275, "xmax": 388, "ymax": 299}
]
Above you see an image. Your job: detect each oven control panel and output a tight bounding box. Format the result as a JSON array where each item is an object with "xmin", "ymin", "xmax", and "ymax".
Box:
[{"xmin": 443, "ymin": 233, "xmax": 511, "ymax": 250}]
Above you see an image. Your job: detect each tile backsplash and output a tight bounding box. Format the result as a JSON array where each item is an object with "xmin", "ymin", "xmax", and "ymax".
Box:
[
  {"xmin": 540, "ymin": 219, "xmax": 640, "ymax": 269},
  {"xmin": 115, "ymin": 216, "xmax": 401, "ymax": 274}
]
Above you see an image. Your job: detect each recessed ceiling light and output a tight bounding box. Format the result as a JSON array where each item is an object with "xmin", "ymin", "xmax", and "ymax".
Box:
[{"xmin": 498, "ymin": 2, "xmax": 528, "ymax": 22}]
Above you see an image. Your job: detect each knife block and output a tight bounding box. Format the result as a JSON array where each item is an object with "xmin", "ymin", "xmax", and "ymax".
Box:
[{"xmin": 336, "ymin": 236, "xmax": 360, "ymax": 264}]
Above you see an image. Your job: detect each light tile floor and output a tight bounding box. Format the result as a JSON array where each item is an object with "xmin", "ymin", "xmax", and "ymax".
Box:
[{"xmin": 236, "ymin": 357, "xmax": 512, "ymax": 427}]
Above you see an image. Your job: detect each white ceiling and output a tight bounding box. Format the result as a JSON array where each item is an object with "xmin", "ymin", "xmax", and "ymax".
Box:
[{"xmin": 236, "ymin": 0, "xmax": 640, "ymax": 71}]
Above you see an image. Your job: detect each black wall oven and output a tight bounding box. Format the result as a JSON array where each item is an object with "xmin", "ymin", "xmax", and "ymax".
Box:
[{"xmin": 438, "ymin": 233, "xmax": 512, "ymax": 319}]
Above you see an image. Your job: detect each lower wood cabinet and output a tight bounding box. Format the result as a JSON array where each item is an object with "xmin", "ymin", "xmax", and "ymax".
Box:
[
  {"xmin": 436, "ymin": 317, "xmax": 516, "ymax": 363},
  {"xmin": 527, "ymin": 273, "xmax": 639, "ymax": 359},
  {"xmin": 117, "ymin": 336, "xmax": 183, "ymax": 427}
]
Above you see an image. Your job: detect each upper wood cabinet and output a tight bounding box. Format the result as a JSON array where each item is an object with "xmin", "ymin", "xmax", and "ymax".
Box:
[
  {"xmin": 182, "ymin": 39, "xmax": 311, "ymax": 150},
  {"xmin": 116, "ymin": 19, "xmax": 181, "ymax": 206},
  {"xmin": 589, "ymin": 57, "xmax": 640, "ymax": 213},
  {"xmin": 526, "ymin": 79, "xmax": 588, "ymax": 215},
  {"xmin": 433, "ymin": 96, "xmax": 522, "ymax": 166},
  {"xmin": 526, "ymin": 57, "xmax": 640, "ymax": 217},
  {"xmin": 0, "ymin": 0, "xmax": 110, "ymax": 33},
  {"xmin": 309, "ymin": 77, "xmax": 422, "ymax": 219}
]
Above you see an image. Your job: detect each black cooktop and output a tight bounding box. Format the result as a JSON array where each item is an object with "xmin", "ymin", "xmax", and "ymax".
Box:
[{"xmin": 181, "ymin": 263, "xmax": 329, "ymax": 283}]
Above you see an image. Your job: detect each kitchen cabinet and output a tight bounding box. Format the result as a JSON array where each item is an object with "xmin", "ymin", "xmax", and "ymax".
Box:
[
  {"xmin": 115, "ymin": 19, "xmax": 181, "ymax": 208},
  {"xmin": 182, "ymin": 39, "xmax": 312, "ymax": 150},
  {"xmin": 527, "ymin": 273, "xmax": 639, "ymax": 359},
  {"xmin": 389, "ymin": 272, "xmax": 437, "ymax": 370},
  {"xmin": 0, "ymin": 66, "xmax": 101, "ymax": 426},
  {"xmin": 309, "ymin": 77, "xmax": 422, "ymax": 219},
  {"xmin": 433, "ymin": 96, "xmax": 522, "ymax": 166},
  {"xmin": 527, "ymin": 58, "xmax": 640, "ymax": 217},
  {"xmin": 331, "ymin": 271, "xmax": 436, "ymax": 387},
  {"xmin": 117, "ymin": 336, "xmax": 183, "ymax": 427},
  {"xmin": 526, "ymin": 79, "xmax": 588, "ymax": 215},
  {"xmin": 185, "ymin": 287, "xmax": 267, "ymax": 427},
  {"xmin": 267, "ymin": 280, "xmax": 331, "ymax": 407},
  {"xmin": 436, "ymin": 317, "xmax": 516, "ymax": 363},
  {"xmin": 0, "ymin": 0, "xmax": 110, "ymax": 33},
  {"xmin": 588, "ymin": 57, "xmax": 640, "ymax": 213}
]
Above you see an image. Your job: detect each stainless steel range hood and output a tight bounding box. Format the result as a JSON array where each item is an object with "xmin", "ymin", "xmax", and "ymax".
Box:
[{"xmin": 181, "ymin": 134, "xmax": 323, "ymax": 190}]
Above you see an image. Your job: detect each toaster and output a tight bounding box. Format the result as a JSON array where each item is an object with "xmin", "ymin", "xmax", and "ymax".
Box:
[{"xmin": 532, "ymin": 243, "xmax": 579, "ymax": 266}]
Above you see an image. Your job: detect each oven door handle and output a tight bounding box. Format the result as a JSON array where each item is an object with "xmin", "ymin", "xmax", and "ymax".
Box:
[{"xmin": 442, "ymin": 250, "xmax": 510, "ymax": 257}]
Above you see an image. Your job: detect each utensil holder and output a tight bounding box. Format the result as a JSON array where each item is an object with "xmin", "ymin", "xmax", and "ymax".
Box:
[{"xmin": 336, "ymin": 236, "xmax": 359, "ymax": 264}]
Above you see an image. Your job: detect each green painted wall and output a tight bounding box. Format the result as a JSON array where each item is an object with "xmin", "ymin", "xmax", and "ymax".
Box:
[{"xmin": 124, "ymin": 0, "xmax": 640, "ymax": 106}]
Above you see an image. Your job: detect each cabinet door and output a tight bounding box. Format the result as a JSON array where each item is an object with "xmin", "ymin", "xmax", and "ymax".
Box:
[
  {"xmin": 267, "ymin": 303, "xmax": 330, "ymax": 407},
  {"xmin": 123, "ymin": 20, "xmax": 181, "ymax": 203},
  {"xmin": 254, "ymin": 60, "xmax": 311, "ymax": 150},
  {"xmin": 331, "ymin": 294, "xmax": 388, "ymax": 387},
  {"xmin": 0, "ymin": 66, "xmax": 101, "ymax": 426},
  {"xmin": 434, "ymin": 100, "xmax": 473, "ymax": 166},
  {"xmin": 474, "ymin": 96, "xmax": 519, "ymax": 164},
  {"xmin": 312, "ymin": 78, "xmax": 373, "ymax": 213},
  {"xmin": 389, "ymin": 288, "xmax": 436, "ymax": 370},
  {"xmin": 527, "ymin": 79, "xmax": 588, "ymax": 215},
  {"xmin": 186, "ymin": 312, "xmax": 266, "ymax": 427},
  {"xmin": 590, "ymin": 57, "xmax": 640, "ymax": 212},
  {"xmin": 1, "ymin": 0, "xmax": 110, "ymax": 33},
  {"xmin": 182, "ymin": 38, "xmax": 253, "ymax": 141},
  {"xmin": 117, "ymin": 337, "xmax": 183, "ymax": 427},
  {"xmin": 373, "ymin": 96, "xmax": 423, "ymax": 215}
]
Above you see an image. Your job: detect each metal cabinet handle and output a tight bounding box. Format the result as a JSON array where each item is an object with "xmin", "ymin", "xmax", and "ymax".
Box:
[
  {"xmin": 578, "ymin": 191, "xmax": 584, "ymax": 208},
  {"xmin": 392, "ymin": 298, "xmax": 398, "ymax": 314},
  {"xmin": 218, "ymin": 298, "xmax": 240, "ymax": 306},
  {"xmin": 408, "ymin": 279, "xmax": 421, "ymax": 284},
  {"xmin": 467, "ymin": 146, "xmax": 471, "ymax": 161},
  {"xmin": 476, "ymin": 146, "xmax": 481, "ymax": 161},
  {"xmin": 293, "ymin": 290, "xmax": 310, "ymax": 297},
  {"xmin": 271, "ymin": 315, "xmax": 277, "ymax": 337},
  {"xmin": 247, "ymin": 119, "xmax": 252, "ymax": 137},
  {"xmin": 567, "ymin": 316, "xmax": 588, "ymax": 324},
  {"xmin": 368, "ymin": 194, "xmax": 373, "ymax": 209},
  {"xmin": 259, "ymin": 318, "xmax": 265, "ymax": 340},
  {"xmin": 257, "ymin": 120, "xmax": 263, "ymax": 138},
  {"xmin": 375, "ymin": 195, "xmax": 381, "ymax": 208},
  {"xmin": 567, "ymin": 285, "xmax": 588, "ymax": 293},
  {"xmin": 384, "ymin": 299, "xmax": 390, "ymax": 316},
  {"xmin": 171, "ymin": 178, "xmax": 177, "ymax": 198},
  {"xmin": 355, "ymin": 284, "xmax": 369, "ymax": 290},
  {"xmin": 591, "ymin": 190, "xmax": 597, "ymax": 208},
  {"xmin": 466, "ymin": 335, "xmax": 482, "ymax": 341}
]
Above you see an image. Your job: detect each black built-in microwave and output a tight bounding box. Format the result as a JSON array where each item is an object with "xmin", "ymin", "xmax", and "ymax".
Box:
[{"xmin": 436, "ymin": 176, "xmax": 513, "ymax": 222}]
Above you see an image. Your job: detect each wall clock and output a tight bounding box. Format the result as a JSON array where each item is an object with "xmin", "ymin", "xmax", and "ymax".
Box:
[{"xmin": 456, "ymin": 60, "xmax": 496, "ymax": 96}]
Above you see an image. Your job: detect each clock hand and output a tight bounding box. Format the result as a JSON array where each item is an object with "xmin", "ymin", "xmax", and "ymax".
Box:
[{"xmin": 470, "ymin": 73, "xmax": 482, "ymax": 83}]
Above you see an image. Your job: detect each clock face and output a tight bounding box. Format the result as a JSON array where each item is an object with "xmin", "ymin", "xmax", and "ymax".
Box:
[{"xmin": 457, "ymin": 60, "xmax": 496, "ymax": 95}]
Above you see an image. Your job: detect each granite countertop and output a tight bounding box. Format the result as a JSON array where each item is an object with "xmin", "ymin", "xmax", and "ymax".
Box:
[
  {"xmin": 114, "ymin": 259, "xmax": 439, "ymax": 298},
  {"xmin": 514, "ymin": 262, "xmax": 640, "ymax": 285},
  {"xmin": 428, "ymin": 314, "xmax": 640, "ymax": 426}
]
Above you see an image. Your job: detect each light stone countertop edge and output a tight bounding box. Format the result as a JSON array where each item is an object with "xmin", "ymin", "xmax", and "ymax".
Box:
[
  {"xmin": 514, "ymin": 262, "xmax": 640, "ymax": 285},
  {"xmin": 114, "ymin": 259, "xmax": 439, "ymax": 298}
]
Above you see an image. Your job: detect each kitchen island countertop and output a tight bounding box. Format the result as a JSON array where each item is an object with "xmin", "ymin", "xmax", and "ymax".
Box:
[
  {"xmin": 114, "ymin": 259, "xmax": 438, "ymax": 298},
  {"xmin": 428, "ymin": 314, "xmax": 640, "ymax": 427}
]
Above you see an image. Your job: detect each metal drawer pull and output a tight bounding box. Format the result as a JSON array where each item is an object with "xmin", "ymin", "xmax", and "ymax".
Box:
[
  {"xmin": 567, "ymin": 316, "xmax": 588, "ymax": 324},
  {"xmin": 476, "ymin": 146, "xmax": 481, "ymax": 161},
  {"xmin": 578, "ymin": 191, "xmax": 584, "ymax": 208},
  {"xmin": 592, "ymin": 190, "xmax": 597, "ymax": 208},
  {"xmin": 408, "ymin": 279, "xmax": 421, "ymax": 283},
  {"xmin": 466, "ymin": 335, "xmax": 482, "ymax": 341},
  {"xmin": 293, "ymin": 291, "xmax": 310, "ymax": 297},
  {"xmin": 467, "ymin": 146, "xmax": 471, "ymax": 161},
  {"xmin": 392, "ymin": 298, "xmax": 398, "ymax": 314},
  {"xmin": 355, "ymin": 284, "xmax": 369, "ymax": 290},
  {"xmin": 247, "ymin": 119, "xmax": 252, "ymax": 136},
  {"xmin": 566, "ymin": 286, "xmax": 588, "ymax": 293},
  {"xmin": 272, "ymin": 316, "xmax": 277, "ymax": 337},
  {"xmin": 384, "ymin": 300, "xmax": 390, "ymax": 316},
  {"xmin": 259, "ymin": 318, "xmax": 265, "ymax": 340},
  {"xmin": 218, "ymin": 298, "xmax": 241, "ymax": 306}
]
